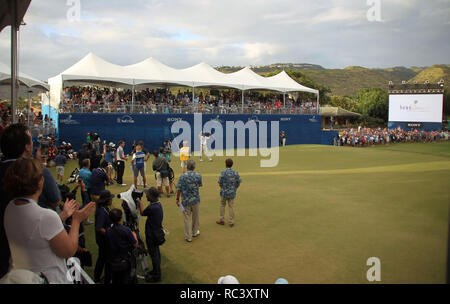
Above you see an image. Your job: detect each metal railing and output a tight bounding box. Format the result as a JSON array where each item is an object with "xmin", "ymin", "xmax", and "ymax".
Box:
[{"xmin": 58, "ymin": 103, "xmax": 319, "ymax": 115}]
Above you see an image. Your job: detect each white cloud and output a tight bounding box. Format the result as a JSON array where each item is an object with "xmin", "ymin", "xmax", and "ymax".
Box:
[{"xmin": 0, "ymin": 0, "xmax": 448, "ymax": 80}]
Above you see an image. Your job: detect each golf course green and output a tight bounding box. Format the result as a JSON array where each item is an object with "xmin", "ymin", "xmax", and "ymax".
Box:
[{"xmin": 48, "ymin": 142, "xmax": 450, "ymax": 284}]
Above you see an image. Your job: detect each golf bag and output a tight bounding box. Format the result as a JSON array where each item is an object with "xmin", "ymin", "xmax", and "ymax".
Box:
[
  {"xmin": 67, "ymin": 168, "xmax": 80, "ymax": 184},
  {"xmin": 117, "ymin": 185, "xmax": 152, "ymax": 282}
]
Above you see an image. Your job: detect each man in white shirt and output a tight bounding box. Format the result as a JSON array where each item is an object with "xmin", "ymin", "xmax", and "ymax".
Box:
[
  {"xmin": 199, "ymin": 132, "xmax": 212, "ymax": 162},
  {"xmin": 116, "ymin": 140, "xmax": 128, "ymax": 186}
]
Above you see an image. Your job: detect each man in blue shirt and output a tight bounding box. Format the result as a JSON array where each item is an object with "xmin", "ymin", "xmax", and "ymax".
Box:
[
  {"xmin": 78, "ymin": 159, "xmax": 92, "ymax": 192},
  {"xmin": 132, "ymin": 144, "xmax": 146, "ymax": 188},
  {"xmin": 138, "ymin": 187, "xmax": 164, "ymax": 283},
  {"xmin": 176, "ymin": 160, "xmax": 202, "ymax": 242},
  {"xmin": 104, "ymin": 143, "xmax": 116, "ymax": 184},
  {"xmin": 90, "ymin": 161, "xmax": 111, "ymax": 202},
  {"xmin": 54, "ymin": 150, "xmax": 67, "ymax": 184},
  {"xmin": 216, "ymin": 159, "xmax": 242, "ymax": 227}
]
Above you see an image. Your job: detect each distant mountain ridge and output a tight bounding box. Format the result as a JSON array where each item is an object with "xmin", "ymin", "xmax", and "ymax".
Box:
[{"xmin": 216, "ymin": 63, "xmax": 448, "ymax": 97}]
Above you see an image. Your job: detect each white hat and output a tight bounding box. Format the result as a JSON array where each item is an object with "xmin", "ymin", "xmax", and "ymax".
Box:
[
  {"xmin": 0, "ymin": 269, "xmax": 46, "ymax": 284},
  {"xmin": 275, "ymin": 278, "xmax": 289, "ymax": 284},
  {"xmin": 217, "ymin": 275, "xmax": 239, "ymax": 284},
  {"xmin": 109, "ymin": 142, "xmax": 115, "ymax": 147}
]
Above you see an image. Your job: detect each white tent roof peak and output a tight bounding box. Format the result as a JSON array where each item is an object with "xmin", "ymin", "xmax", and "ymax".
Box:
[
  {"xmin": 0, "ymin": 61, "xmax": 48, "ymax": 91},
  {"xmin": 49, "ymin": 52, "xmax": 319, "ymax": 95}
]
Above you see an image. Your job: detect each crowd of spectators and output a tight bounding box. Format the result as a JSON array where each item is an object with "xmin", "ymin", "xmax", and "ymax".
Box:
[
  {"xmin": 336, "ymin": 127, "xmax": 450, "ymax": 147},
  {"xmin": 58, "ymin": 86, "xmax": 319, "ymax": 114},
  {"xmin": 0, "ymin": 103, "xmax": 56, "ymax": 138},
  {"xmin": 0, "ymin": 104, "xmax": 58, "ymax": 163}
]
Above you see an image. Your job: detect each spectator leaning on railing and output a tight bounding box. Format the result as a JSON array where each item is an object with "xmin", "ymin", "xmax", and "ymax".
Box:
[{"xmin": 58, "ymin": 85, "xmax": 318, "ymax": 114}]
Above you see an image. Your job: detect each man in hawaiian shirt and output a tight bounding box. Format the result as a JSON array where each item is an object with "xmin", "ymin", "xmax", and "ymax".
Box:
[
  {"xmin": 176, "ymin": 160, "xmax": 202, "ymax": 242},
  {"xmin": 216, "ymin": 159, "xmax": 242, "ymax": 227}
]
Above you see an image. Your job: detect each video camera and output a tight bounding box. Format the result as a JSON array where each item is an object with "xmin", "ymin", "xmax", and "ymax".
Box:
[
  {"xmin": 117, "ymin": 185, "xmax": 144, "ymax": 231},
  {"xmin": 117, "ymin": 185, "xmax": 152, "ymax": 282}
]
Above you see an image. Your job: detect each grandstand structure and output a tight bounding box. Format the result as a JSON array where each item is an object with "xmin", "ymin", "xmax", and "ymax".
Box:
[{"xmin": 46, "ymin": 53, "xmax": 336, "ymax": 151}]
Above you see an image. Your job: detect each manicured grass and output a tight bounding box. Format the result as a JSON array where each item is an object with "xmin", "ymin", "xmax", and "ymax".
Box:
[{"xmin": 48, "ymin": 141, "xmax": 450, "ymax": 283}]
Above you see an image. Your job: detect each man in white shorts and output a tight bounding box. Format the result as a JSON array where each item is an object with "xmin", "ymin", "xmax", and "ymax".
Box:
[{"xmin": 180, "ymin": 141, "xmax": 190, "ymax": 174}]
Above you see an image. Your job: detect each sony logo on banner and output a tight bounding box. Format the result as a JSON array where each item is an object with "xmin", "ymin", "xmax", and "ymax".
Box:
[
  {"xmin": 60, "ymin": 115, "xmax": 80, "ymax": 125},
  {"xmin": 117, "ymin": 115, "xmax": 135, "ymax": 124},
  {"xmin": 406, "ymin": 122, "xmax": 423, "ymax": 128}
]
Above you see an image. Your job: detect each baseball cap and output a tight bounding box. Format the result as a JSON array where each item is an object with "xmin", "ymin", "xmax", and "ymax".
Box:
[{"xmin": 217, "ymin": 275, "xmax": 239, "ymax": 284}]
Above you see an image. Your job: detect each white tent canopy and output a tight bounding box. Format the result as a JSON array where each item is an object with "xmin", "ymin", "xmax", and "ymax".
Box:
[
  {"xmin": 48, "ymin": 52, "xmax": 319, "ymax": 109},
  {"xmin": 0, "ymin": 61, "xmax": 49, "ymax": 99}
]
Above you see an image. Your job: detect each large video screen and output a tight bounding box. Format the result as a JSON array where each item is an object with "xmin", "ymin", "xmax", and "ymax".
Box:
[{"xmin": 389, "ymin": 94, "xmax": 443, "ymax": 123}]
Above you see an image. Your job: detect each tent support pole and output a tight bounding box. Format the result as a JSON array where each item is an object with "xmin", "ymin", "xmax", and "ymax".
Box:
[
  {"xmin": 27, "ymin": 91, "xmax": 31, "ymax": 128},
  {"xmin": 316, "ymin": 92, "xmax": 320, "ymax": 114},
  {"xmin": 192, "ymin": 85, "xmax": 195, "ymax": 104},
  {"xmin": 283, "ymin": 92, "xmax": 286, "ymax": 109},
  {"xmin": 132, "ymin": 81, "xmax": 135, "ymax": 113},
  {"xmin": 11, "ymin": 0, "xmax": 18, "ymax": 124},
  {"xmin": 241, "ymin": 89, "xmax": 244, "ymax": 112}
]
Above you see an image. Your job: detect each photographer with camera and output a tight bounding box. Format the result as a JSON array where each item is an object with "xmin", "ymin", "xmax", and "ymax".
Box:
[
  {"xmin": 94, "ymin": 190, "xmax": 113, "ymax": 284},
  {"xmin": 77, "ymin": 144, "xmax": 90, "ymax": 170},
  {"xmin": 152, "ymin": 150, "xmax": 171, "ymax": 197},
  {"xmin": 137, "ymin": 187, "xmax": 164, "ymax": 283},
  {"xmin": 61, "ymin": 183, "xmax": 92, "ymax": 269},
  {"xmin": 105, "ymin": 209, "xmax": 138, "ymax": 284},
  {"xmin": 91, "ymin": 133, "xmax": 101, "ymax": 155}
]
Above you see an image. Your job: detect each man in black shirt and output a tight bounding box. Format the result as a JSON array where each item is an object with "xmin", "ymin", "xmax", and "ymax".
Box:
[
  {"xmin": 138, "ymin": 187, "xmax": 164, "ymax": 283},
  {"xmin": 0, "ymin": 124, "xmax": 61, "ymax": 279},
  {"xmin": 106, "ymin": 209, "xmax": 138, "ymax": 284},
  {"xmin": 78, "ymin": 143, "xmax": 90, "ymax": 169}
]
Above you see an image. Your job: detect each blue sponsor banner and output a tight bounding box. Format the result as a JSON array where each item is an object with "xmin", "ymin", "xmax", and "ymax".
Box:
[
  {"xmin": 58, "ymin": 113, "xmax": 327, "ymax": 153},
  {"xmin": 388, "ymin": 121, "xmax": 442, "ymax": 131}
]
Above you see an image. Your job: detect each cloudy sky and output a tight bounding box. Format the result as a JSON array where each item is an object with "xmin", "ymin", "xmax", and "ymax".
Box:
[{"xmin": 0, "ymin": 0, "xmax": 449, "ymax": 80}]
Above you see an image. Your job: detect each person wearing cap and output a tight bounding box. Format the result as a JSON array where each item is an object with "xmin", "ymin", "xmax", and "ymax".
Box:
[
  {"xmin": 217, "ymin": 275, "xmax": 239, "ymax": 284},
  {"xmin": 275, "ymin": 278, "xmax": 289, "ymax": 284},
  {"xmin": 152, "ymin": 150, "xmax": 170, "ymax": 197},
  {"xmin": 176, "ymin": 159, "xmax": 202, "ymax": 242},
  {"xmin": 105, "ymin": 209, "xmax": 138, "ymax": 284},
  {"xmin": 90, "ymin": 161, "xmax": 111, "ymax": 202},
  {"xmin": 116, "ymin": 140, "xmax": 128, "ymax": 186},
  {"xmin": 138, "ymin": 187, "xmax": 164, "ymax": 283},
  {"xmin": 103, "ymin": 142, "xmax": 116, "ymax": 185},
  {"xmin": 54, "ymin": 149, "xmax": 67, "ymax": 185},
  {"xmin": 132, "ymin": 140, "xmax": 150, "ymax": 186},
  {"xmin": 132, "ymin": 145, "xmax": 146, "ymax": 188},
  {"xmin": 179, "ymin": 141, "xmax": 190, "ymax": 174},
  {"xmin": 77, "ymin": 143, "xmax": 90, "ymax": 169},
  {"xmin": 94, "ymin": 189, "xmax": 114, "ymax": 284}
]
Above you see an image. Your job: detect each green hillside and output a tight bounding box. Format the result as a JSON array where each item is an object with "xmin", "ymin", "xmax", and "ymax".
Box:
[
  {"xmin": 218, "ymin": 64, "xmax": 448, "ymax": 97},
  {"xmin": 410, "ymin": 65, "xmax": 450, "ymax": 86}
]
